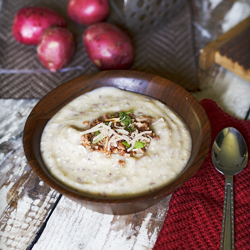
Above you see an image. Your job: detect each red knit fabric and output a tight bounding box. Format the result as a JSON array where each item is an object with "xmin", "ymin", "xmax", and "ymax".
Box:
[{"xmin": 153, "ymin": 99, "xmax": 250, "ymax": 250}]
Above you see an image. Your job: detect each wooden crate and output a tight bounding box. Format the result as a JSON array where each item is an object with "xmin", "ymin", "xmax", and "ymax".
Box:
[{"xmin": 199, "ymin": 16, "xmax": 250, "ymax": 83}]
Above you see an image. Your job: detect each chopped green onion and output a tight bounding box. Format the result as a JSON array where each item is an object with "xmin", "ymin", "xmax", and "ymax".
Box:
[
  {"xmin": 126, "ymin": 125, "xmax": 134, "ymax": 132},
  {"xmin": 119, "ymin": 111, "xmax": 132, "ymax": 127},
  {"xmin": 94, "ymin": 131, "xmax": 100, "ymax": 136},
  {"xmin": 92, "ymin": 137, "xmax": 104, "ymax": 144},
  {"xmin": 134, "ymin": 141, "xmax": 146, "ymax": 149},
  {"xmin": 123, "ymin": 140, "xmax": 146, "ymax": 149},
  {"xmin": 124, "ymin": 110, "xmax": 133, "ymax": 114},
  {"xmin": 122, "ymin": 141, "xmax": 130, "ymax": 148}
]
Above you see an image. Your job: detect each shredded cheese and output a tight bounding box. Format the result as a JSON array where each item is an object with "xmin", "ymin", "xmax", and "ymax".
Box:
[
  {"xmin": 104, "ymin": 118, "xmax": 120, "ymax": 122},
  {"xmin": 115, "ymin": 129, "xmax": 129, "ymax": 135},
  {"xmin": 152, "ymin": 118, "xmax": 164, "ymax": 125},
  {"xmin": 80, "ymin": 123, "xmax": 104, "ymax": 135},
  {"xmin": 80, "ymin": 115, "xmax": 164, "ymax": 153}
]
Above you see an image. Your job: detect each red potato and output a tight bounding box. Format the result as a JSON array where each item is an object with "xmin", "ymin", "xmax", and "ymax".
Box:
[
  {"xmin": 37, "ymin": 27, "xmax": 75, "ymax": 72},
  {"xmin": 12, "ymin": 7, "xmax": 66, "ymax": 45},
  {"xmin": 83, "ymin": 22, "xmax": 134, "ymax": 70},
  {"xmin": 67, "ymin": 0, "xmax": 109, "ymax": 26}
]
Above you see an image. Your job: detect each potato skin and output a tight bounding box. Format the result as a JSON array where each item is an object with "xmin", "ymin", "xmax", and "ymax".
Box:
[
  {"xmin": 83, "ymin": 22, "xmax": 134, "ymax": 70},
  {"xmin": 12, "ymin": 7, "xmax": 66, "ymax": 45},
  {"xmin": 67, "ymin": 0, "xmax": 109, "ymax": 26},
  {"xmin": 37, "ymin": 27, "xmax": 75, "ymax": 72}
]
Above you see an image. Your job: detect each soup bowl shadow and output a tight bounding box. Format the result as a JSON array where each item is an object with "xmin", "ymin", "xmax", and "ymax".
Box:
[{"xmin": 23, "ymin": 70, "xmax": 211, "ymax": 215}]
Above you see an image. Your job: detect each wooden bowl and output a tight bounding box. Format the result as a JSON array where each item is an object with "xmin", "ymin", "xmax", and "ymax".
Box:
[{"xmin": 23, "ymin": 70, "xmax": 211, "ymax": 215}]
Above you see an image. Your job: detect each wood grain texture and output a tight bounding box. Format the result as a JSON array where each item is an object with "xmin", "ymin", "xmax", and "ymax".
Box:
[
  {"xmin": 0, "ymin": 85, "xmax": 210, "ymax": 249},
  {"xmin": 23, "ymin": 70, "xmax": 211, "ymax": 215},
  {"xmin": 0, "ymin": 98, "xmax": 171, "ymax": 250},
  {"xmin": 199, "ymin": 16, "xmax": 250, "ymax": 70},
  {"xmin": 199, "ymin": 15, "xmax": 250, "ymax": 83},
  {"xmin": 0, "ymin": 99, "xmax": 60, "ymax": 250},
  {"xmin": 32, "ymin": 195, "xmax": 171, "ymax": 250},
  {"xmin": 1, "ymin": 3, "xmax": 248, "ymax": 250},
  {"xmin": 214, "ymin": 52, "xmax": 250, "ymax": 83}
]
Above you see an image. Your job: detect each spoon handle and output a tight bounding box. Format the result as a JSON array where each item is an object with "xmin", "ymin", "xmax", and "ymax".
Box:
[{"xmin": 221, "ymin": 175, "xmax": 234, "ymax": 250}]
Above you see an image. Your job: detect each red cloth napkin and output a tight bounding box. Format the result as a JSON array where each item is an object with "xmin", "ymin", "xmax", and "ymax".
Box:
[{"xmin": 153, "ymin": 99, "xmax": 250, "ymax": 250}]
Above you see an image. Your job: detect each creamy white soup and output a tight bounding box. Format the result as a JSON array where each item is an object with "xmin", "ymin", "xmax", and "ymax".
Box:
[{"xmin": 40, "ymin": 87, "xmax": 191, "ymax": 197}]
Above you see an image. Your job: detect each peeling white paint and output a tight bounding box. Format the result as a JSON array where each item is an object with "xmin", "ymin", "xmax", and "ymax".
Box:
[
  {"xmin": 31, "ymin": 195, "xmax": 169, "ymax": 250},
  {"xmin": 0, "ymin": 185, "xmax": 10, "ymax": 215},
  {"xmin": 39, "ymin": 181, "xmax": 44, "ymax": 186},
  {"xmin": 209, "ymin": 0, "xmax": 223, "ymax": 10},
  {"xmin": 222, "ymin": 1, "xmax": 250, "ymax": 32},
  {"xmin": 0, "ymin": 190, "xmax": 58, "ymax": 250},
  {"xmin": 0, "ymin": 98, "xmax": 59, "ymax": 250},
  {"xmin": 135, "ymin": 213, "xmax": 159, "ymax": 249},
  {"xmin": 193, "ymin": 68, "xmax": 250, "ymax": 119},
  {"xmin": 32, "ymin": 196, "xmax": 114, "ymax": 250},
  {"xmin": 1, "ymin": 3, "xmax": 250, "ymax": 247},
  {"xmin": 192, "ymin": 1, "xmax": 250, "ymax": 120}
]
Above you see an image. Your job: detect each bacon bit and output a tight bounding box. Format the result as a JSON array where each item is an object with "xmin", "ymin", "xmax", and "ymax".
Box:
[
  {"xmin": 134, "ymin": 122, "xmax": 150, "ymax": 131},
  {"xmin": 153, "ymin": 136, "xmax": 160, "ymax": 140},
  {"xmin": 82, "ymin": 134, "xmax": 91, "ymax": 148},
  {"xmin": 118, "ymin": 160, "xmax": 125, "ymax": 166},
  {"xmin": 80, "ymin": 112, "xmax": 162, "ymax": 158},
  {"xmin": 82, "ymin": 121, "xmax": 90, "ymax": 125}
]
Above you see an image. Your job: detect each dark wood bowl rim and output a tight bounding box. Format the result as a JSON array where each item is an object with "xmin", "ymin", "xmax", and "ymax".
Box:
[{"xmin": 23, "ymin": 70, "xmax": 211, "ymax": 205}]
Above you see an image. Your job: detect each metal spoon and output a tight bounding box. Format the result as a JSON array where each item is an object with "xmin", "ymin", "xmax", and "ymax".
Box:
[{"xmin": 212, "ymin": 127, "xmax": 248, "ymax": 250}]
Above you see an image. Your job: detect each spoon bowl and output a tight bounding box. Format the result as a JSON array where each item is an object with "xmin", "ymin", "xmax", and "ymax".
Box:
[
  {"xmin": 212, "ymin": 127, "xmax": 248, "ymax": 175},
  {"xmin": 212, "ymin": 127, "xmax": 248, "ymax": 250}
]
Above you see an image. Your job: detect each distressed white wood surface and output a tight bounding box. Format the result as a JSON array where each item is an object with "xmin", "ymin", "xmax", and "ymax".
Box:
[
  {"xmin": 1, "ymin": 2, "xmax": 250, "ymax": 250},
  {"xmin": 0, "ymin": 99, "xmax": 171, "ymax": 250},
  {"xmin": 191, "ymin": 0, "xmax": 250, "ymax": 120},
  {"xmin": 0, "ymin": 100, "xmax": 60, "ymax": 250},
  {"xmin": 32, "ymin": 195, "xmax": 171, "ymax": 250},
  {"xmin": 0, "ymin": 71, "xmax": 249, "ymax": 250},
  {"xmin": 193, "ymin": 66, "xmax": 250, "ymax": 120}
]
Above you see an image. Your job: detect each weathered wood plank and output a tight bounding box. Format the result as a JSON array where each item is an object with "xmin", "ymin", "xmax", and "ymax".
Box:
[
  {"xmin": 0, "ymin": 99, "xmax": 171, "ymax": 250},
  {"xmin": 214, "ymin": 51, "xmax": 250, "ymax": 83},
  {"xmin": 199, "ymin": 14, "xmax": 250, "ymax": 70},
  {"xmin": 0, "ymin": 99, "xmax": 60, "ymax": 250},
  {"xmin": 32, "ymin": 195, "xmax": 171, "ymax": 250}
]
